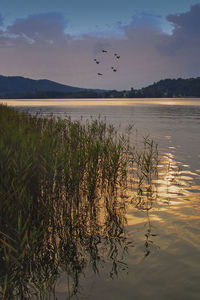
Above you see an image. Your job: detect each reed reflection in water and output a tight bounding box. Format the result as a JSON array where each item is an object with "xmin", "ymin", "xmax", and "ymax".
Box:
[{"xmin": 1, "ymin": 144, "xmax": 158, "ymax": 299}]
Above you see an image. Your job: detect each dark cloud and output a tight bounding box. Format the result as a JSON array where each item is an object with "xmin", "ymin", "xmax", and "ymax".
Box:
[
  {"xmin": 7, "ymin": 12, "xmax": 69, "ymax": 43},
  {"xmin": 167, "ymin": 4, "xmax": 200, "ymax": 37},
  {"xmin": 159, "ymin": 4, "xmax": 200, "ymax": 55}
]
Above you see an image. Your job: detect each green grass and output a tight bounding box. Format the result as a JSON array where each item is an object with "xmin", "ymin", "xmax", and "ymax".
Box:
[{"xmin": 0, "ymin": 104, "xmax": 158, "ymax": 299}]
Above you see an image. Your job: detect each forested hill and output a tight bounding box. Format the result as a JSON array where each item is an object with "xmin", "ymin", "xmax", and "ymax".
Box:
[
  {"xmin": 127, "ymin": 77, "xmax": 200, "ymax": 98},
  {"xmin": 0, "ymin": 75, "xmax": 200, "ymax": 98},
  {"xmin": 0, "ymin": 75, "xmax": 103, "ymax": 98}
]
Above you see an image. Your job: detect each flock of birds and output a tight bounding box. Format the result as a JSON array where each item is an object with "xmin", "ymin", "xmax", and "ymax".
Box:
[{"xmin": 93, "ymin": 49, "xmax": 120, "ymax": 76}]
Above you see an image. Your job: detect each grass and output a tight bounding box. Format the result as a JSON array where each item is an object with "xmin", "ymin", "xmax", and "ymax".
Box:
[{"xmin": 0, "ymin": 104, "xmax": 158, "ymax": 299}]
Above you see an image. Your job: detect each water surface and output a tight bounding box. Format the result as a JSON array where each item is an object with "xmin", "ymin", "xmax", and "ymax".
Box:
[{"xmin": 2, "ymin": 98, "xmax": 200, "ymax": 299}]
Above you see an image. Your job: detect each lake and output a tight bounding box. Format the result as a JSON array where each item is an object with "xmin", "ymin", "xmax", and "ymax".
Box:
[{"xmin": 2, "ymin": 98, "xmax": 200, "ymax": 299}]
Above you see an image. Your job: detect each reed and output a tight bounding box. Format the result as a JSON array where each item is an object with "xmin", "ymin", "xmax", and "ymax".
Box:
[{"xmin": 0, "ymin": 104, "xmax": 158, "ymax": 299}]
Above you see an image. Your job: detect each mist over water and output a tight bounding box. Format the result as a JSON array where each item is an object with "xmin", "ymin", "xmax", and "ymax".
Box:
[{"xmin": 2, "ymin": 98, "xmax": 200, "ymax": 299}]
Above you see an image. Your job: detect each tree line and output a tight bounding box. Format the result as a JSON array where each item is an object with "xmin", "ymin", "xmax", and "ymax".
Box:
[{"xmin": 1, "ymin": 77, "xmax": 200, "ymax": 99}]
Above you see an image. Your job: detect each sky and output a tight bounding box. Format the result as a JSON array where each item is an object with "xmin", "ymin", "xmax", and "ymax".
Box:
[{"xmin": 0, "ymin": 0, "xmax": 200, "ymax": 90}]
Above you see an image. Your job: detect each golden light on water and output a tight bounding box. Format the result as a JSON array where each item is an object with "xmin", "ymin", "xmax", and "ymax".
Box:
[
  {"xmin": 1, "ymin": 98, "xmax": 200, "ymax": 107},
  {"xmin": 126, "ymin": 149, "xmax": 200, "ymax": 229},
  {"xmin": 155, "ymin": 152, "xmax": 200, "ymax": 205}
]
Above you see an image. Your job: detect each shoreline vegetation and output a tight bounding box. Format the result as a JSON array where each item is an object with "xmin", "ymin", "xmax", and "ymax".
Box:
[
  {"xmin": 0, "ymin": 75, "xmax": 200, "ymax": 99},
  {"xmin": 0, "ymin": 105, "xmax": 158, "ymax": 299}
]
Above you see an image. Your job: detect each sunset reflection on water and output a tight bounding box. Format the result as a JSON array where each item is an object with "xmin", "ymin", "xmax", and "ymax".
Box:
[
  {"xmin": 125, "ymin": 147, "xmax": 200, "ymax": 263},
  {"xmin": 2, "ymin": 97, "xmax": 200, "ymax": 107}
]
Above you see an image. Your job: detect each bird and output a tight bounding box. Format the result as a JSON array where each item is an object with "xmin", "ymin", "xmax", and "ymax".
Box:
[
  {"xmin": 94, "ymin": 58, "xmax": 100, "ymax": 64},
  {"xmin": 97, "ymin": 73, "xmax": 103, "ymax": 76},
  {"xmin": 114, "ymin": 53, "xmax": 120, "ymax": 59},
  {"xmin": 102, "ymin": 49, "xmax": 108, "ymax": 53}
]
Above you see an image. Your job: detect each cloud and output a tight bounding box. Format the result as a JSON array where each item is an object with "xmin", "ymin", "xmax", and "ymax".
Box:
[
  {"xmin": 7, "ymin": 12, "xmax": 69, "ymax": 43},
  {"xmin": 0, "ymin": 6, "xmax": 200, "ymax": 90},
  {"xmin": 159, "ymin": 4, "xmax": 200, "ymax": 54},
  {"xmin": 154, "ymin": 4, "xmax": 200, "ymax": 78},
  {"xmin": 0, "ymin": 14, "xmax": 14, "ymax": 46},
  {"xmin": 124, "ymin": 12, "xmax": 162, "ymax": 34},
  {"xmin": 167, "ymin": 4, "xmax": 200, "ymax": 37},
  {"xmin": 0, "ymin": 15, "xmax": 3, "ymax": 27}
]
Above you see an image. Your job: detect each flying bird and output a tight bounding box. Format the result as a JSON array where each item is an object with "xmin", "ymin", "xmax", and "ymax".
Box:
[
  {"xmin": 114, "ymin": 53, "xmax": 120, "ymax": 59},
  {"xmin": 114, "ymin": 54, "xmax": 120, "ymax": 58},
  {"xmin": 94, "ymin": 58, "xmax": 100, "ymax": 64},
  {"xmin": 94, "ymin": 50, "xmax": 119, "ymax": 77}
]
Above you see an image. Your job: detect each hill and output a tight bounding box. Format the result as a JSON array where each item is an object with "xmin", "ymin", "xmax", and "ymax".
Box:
[
  {"xmin": 127, "ymin": 77, "xmax": 200, "ymax": 98},
  {"xmin": 0, "ymin": 75, "xmax": 200, "ymax": 98},
  {"xmin": 0, "ymin": 75, "xmax": 104, "ymax": 98}
]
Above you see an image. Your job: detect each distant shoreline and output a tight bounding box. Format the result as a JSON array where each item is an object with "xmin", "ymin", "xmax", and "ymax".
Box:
[{"xmin": 0, "ymin": 75, "xmax": 200, "ymax": 98}]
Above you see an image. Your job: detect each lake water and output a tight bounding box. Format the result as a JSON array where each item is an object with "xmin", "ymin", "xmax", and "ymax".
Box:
[{"xmin": 2, "ymin": 98, "xmax": 200, "ymax": 299}]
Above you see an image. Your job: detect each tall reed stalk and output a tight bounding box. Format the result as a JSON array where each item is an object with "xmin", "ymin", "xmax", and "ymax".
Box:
[{"xmin": 0, "ymin": 104, "xmax": 158, "ymax": 299}]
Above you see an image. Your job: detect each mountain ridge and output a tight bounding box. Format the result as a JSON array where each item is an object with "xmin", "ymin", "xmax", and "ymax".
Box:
[
  {"xmin": 0, "ymin": 75, "xmax": 105, "ymax": 97},
  {"xmin": 0, "ymin": 75, "xmax": 200, "ymax": 98}
]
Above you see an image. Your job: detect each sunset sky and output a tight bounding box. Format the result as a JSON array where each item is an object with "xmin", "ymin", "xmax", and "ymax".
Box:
[{"xmin": 0, "ymin": 0, "xmax": 200, "ymax": 90}]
